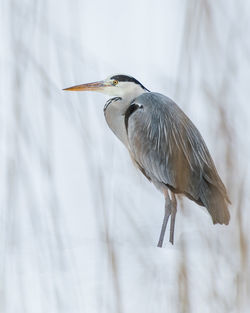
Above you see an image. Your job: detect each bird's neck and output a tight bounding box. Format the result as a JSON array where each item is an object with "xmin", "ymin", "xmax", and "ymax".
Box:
[
  {"xmin": 105, "ymin": 88, "xmax": 148, "ymax": 114},
  {"xmin": 104, "ymin": 89, "xmax": 148, "ymax": 147},
  {"xmin": 124, "ymin": 87, "xmax": 149, "ymax": 104}
]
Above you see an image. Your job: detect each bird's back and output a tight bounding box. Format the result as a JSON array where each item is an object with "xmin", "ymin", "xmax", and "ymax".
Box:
[{"xmin": 125, "ymin": 92, "xmax": 230, "ymax": 225}]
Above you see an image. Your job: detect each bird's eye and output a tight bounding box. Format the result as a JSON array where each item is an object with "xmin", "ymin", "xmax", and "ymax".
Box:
[{"xmin": 113, "ymin": 80, "xmax": 118, "ymax": 86}]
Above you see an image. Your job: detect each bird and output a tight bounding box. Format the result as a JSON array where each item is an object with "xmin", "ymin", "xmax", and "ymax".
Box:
[{"xmin": 63, "ymin": 74, "xmax": 230, "ymax": 247}]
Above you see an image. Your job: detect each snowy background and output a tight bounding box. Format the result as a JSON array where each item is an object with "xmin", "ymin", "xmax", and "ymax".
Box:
[{"xmin": 1, "ymin": 1, "xmax": 250, "ymax": 312}]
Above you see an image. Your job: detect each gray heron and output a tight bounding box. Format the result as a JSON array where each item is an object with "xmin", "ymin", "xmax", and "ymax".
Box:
[{"xmin": 63, "ymin": 74, "xmax": 230, "ymax": 247}]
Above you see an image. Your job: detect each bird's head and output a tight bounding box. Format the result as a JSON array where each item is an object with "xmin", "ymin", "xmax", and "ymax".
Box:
[{"xmin": 63, "ymin": 74, "xmax": 149, "ymax": 98}]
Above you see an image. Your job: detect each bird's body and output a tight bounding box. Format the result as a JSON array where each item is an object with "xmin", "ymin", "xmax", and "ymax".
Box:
[{"xmin": 64, "ymin": 74, "xmax": 230, "ymax": 247}]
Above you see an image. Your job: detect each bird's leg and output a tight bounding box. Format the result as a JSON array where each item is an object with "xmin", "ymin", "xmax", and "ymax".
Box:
[
  {"xmin": 169, "ymin": 192, "xmax": 177, "ymax": 244},
  {"xmin": 157, "ymin": 191, "xmax": 172, "ymax": 248}
]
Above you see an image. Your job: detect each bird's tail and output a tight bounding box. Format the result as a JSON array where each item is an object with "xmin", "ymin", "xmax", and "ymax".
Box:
[{"xmin": 200, "ymin": 179, "xmax": 230, "ymax": 225}]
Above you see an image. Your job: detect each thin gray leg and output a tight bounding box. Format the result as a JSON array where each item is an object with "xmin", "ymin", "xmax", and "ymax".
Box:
[
  {"xmin": 157, "ymin": 191, "xmax": 172, "ymax": 248},
  {"xmin": 169, "ymin": 192, "xmax": 177, "ymax": 244}
]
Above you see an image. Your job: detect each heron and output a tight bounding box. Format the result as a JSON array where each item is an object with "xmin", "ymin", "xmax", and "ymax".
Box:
[{"xmin": 63, "ymin": 74, "xmax": 230, "ymax": 247}]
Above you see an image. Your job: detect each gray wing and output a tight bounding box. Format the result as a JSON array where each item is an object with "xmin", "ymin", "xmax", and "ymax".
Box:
[{"xmin": 126, "ymin": 92, "xmax": 230, "ymax": 216}]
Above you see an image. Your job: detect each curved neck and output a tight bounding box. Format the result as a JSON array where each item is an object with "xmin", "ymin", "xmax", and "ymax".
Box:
[{"xmin": 104, "ymin": 89, "xmax": 148, "ymax": 147}]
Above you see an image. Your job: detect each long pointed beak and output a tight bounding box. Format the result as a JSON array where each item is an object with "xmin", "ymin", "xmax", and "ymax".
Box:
[{"xmin": 63, "ymin": 80, "xmax": 106, "ymax": 92}]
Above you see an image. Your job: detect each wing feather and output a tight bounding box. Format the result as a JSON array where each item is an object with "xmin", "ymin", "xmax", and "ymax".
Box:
[{"xmin": 126, "ymin": 92, "xmax": 229, "ymax": 206}]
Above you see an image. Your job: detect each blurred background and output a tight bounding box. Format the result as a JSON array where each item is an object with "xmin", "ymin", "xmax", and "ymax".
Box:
[{"xmin": 1, "ymin": 0, "xmax": 250, "ymax": 312}]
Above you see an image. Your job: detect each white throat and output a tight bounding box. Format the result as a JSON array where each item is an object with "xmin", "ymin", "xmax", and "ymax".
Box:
[{"xmin": 104, "ymin": 86, "xmax": 148, "ymax": 147}]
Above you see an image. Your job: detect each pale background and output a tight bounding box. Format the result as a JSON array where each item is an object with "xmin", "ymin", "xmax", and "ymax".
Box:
[{"xmin": 0, "ymin": 1, "xmax": 249, "ymax": 312}]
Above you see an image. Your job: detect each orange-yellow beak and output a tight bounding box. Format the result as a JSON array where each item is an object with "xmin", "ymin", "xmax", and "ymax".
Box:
[{"xmin": 63, "ymin": 80, "xmax": 106, "ymax": 92}]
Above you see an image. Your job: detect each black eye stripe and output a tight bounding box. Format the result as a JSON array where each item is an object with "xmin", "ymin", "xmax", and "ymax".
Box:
[
  {"xmin": 111, "ymin": 75, "xmax": 141, "ymax": 84},
  {"xmin": 110, "ymin": 75, "xmax": 149, "ymax": 91}
]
